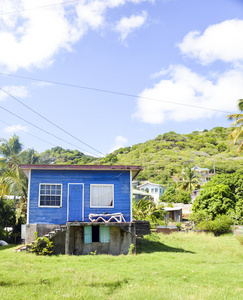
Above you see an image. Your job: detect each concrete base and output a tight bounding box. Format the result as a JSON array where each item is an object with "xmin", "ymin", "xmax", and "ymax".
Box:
[
  {"xmin": 25, "ymin": 224, "xmax": 61, "ymax": 244},
  {"xmin": 65, "ymin": 222, "xmax": 136, "ymax": 255},
  {"xmin": 26, "ymin": 222, "xmax": 136, "ymax": 255}
]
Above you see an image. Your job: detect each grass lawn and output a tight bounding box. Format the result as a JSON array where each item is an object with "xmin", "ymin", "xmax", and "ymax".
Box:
[{"xmin": 0, "ymin": 232, "xmax": 242, "ymax": 300}]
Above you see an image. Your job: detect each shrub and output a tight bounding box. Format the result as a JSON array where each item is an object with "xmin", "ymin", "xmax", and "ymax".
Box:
[
  {"xmin": 189, "ymin": 211, "xmax": 208, "ymax": 224},
  {"xmin": 197, "ymin": 215, "xmax": 232, "ymax": 236},
  {"xmin": 29, "ymin": 232, "xmax": 53, "ymax": 255}
]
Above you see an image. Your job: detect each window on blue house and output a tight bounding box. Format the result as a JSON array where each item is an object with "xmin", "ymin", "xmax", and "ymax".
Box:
[
  {"xmin": 90, "ymin": 184, "xmax": 114, "ymax": 207},
  {"xmin": 84, "ymin": 226, "xmax": 110, "ymax": 244},
  {"xmin": 39, "ymin": 184, "xmax": 62, "ymax": 207}
]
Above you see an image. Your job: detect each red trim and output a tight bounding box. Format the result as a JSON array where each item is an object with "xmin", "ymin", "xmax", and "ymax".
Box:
[
  {"xmin": 19, "ymin": 164, "xmax": 142, "ymax": 180},
  {"xmin": 19, "ymin": 164, "xmax": 142, "ymax": 171}
]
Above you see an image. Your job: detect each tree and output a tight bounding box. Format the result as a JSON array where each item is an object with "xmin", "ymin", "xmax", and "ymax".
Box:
[
  {"xmin": 227, "ymin": 99, "xmax": 243, "ymax": 154},
  {"xmin": 0, "ymin": 135, "xmax": 27, "ymax": 198},
  {"xmin": 192, "ymin": 173, "xmax": 243, "ymax": 223},
  {"xmin": 160, "ymin": 185, "xmax": 191, "ymax": 204},
  {"xmin": 178, "ymin": 166, "xmax": 200, "ymax": 192},
  {"xmin": 132, "ymin": 198, "xmax": 165, "ymax": 224},
  {"xmin": 0, "ymin": 135, "xmax": 41, "ymax": 222}
]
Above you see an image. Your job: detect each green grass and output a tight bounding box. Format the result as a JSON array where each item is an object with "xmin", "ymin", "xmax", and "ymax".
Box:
[{"xmin": 1, "ymin": 232, "xmax": 243, "ymax": 300}]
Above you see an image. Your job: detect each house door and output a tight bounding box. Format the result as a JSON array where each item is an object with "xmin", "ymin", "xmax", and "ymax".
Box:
[{"xmin": 68, "ymin": 184, "xmax": 83, "ymax": 222}]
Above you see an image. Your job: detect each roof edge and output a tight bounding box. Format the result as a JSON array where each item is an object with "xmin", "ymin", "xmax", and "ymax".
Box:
[{"xmin": 19, "ymin": 164, "xmax": 142, "ymax": 180}]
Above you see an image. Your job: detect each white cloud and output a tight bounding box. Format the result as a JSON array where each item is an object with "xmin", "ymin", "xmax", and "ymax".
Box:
[
  {"xmin": 3, "ymin": 124, "xmax": 28, "ymax": 133},
  {"xmin": 110, "ymin": 135, "xmax": 128, "ymax": 152},
  {"xmin": 0, "ymin": 85, "xmax": 28, "ymax": 100},
  {"xmin": 0, "ymin": 0, "xmax": 152, "ymax": 72},
  {"xmin": 115, "ymin": 11, "xmax": 147, "ymax": 41},
  {"xmin": 178, "ymin": 19, "xmax": 243, "ymax": 64},
  {"xmin": 133, "ymin": 65, "xmax": 243, "ymax": 124}
]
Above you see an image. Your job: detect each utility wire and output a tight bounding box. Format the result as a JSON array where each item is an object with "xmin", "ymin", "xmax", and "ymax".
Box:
[
  {"xmin": 0, "ymin": 0, "xmax": 82, "ymax": 16},
  {"xmin": 0, "ymin": 88, "xmax": 105, "ymax": 156},
  {"xmin": 0, "ymin": 72, "xmax": 233, "ymax": 114},
  {"xmin": 0, "ymin": 103, "xmax": 98, "ymax": 155},
  {"xmin": 0, "ymin": 119, "xmax": 56, "ymax": 147}
]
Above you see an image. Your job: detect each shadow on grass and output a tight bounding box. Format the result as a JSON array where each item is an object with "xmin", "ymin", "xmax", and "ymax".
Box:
[
  {"xmin": 0, "ymin": 244, "xmax": 17, "ymax": 251},
  {"xmin": 86, "ymin": 278, "xmax": 129, "ymax": 288},
  {"xmin": 85, "ymin": 278, "xmax": 129, "ymax": 295},
  {"xmin": 136, "ymin": 238, "xmax": 194, "ymax": 254}
]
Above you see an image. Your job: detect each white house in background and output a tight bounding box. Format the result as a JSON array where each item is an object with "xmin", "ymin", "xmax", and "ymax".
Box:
[
  {"xmin": 191, "ymin": 166, "xmax": 213, "ymax": 184},
  {"xmin": 133, "ymin": 189, "xmax": 152, "ymax": 201},
  {"xmin": 137, "ymin": 181, "xmax": 166, "ymax": 204}
]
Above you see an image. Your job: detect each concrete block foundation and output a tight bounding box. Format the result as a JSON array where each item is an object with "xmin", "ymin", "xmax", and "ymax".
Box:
[{"xmin": 26, "ymin": 222, "xmax": 136, "ymax": 255}]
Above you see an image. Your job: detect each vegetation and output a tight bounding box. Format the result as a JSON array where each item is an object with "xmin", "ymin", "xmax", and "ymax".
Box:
[
  {"xmin": 1, "ymin": 233, "xmax": 243, "ymax": 299},
  {"xmin": 0, "ymin": 135, "xmax": 42, "ymax": 241},
  {"xmin": 227, "ymin": 99, "xmax": 243, "ymax": 154},
  {"xmin": 192, "ymin": 173, "xmax": 243, "ymax": 224},
  {"xmin": 97, "ymin": 127, "xmax": 243, "ymax": 184},
  {"xmin": 40, "ymin": 146, "xmax": 96, "ymax": 165},
  {"xmin": 196, "ymin": 215, "xmax": 233, "ymax": 236},
  {"xmin": 177, "ymin": 166, "xmax": 200, "ymax": 191},
  {"xmin": 0, "ymin": 197, "xmax": 23, "ymax": 243},
  {"xmin": 160, "ymin": 185, "xmax": 191, "ymax": 204},
  {"xmin": 132, "ymin": 198, "xmax": 165, "ymax": 224},
  {"xmin": 29, "ymin": 232, "xmax": 53, "ymax": 255},
  {"xmin": 38, "ymin": 127, "xmax": 243, "ymax": 185}
]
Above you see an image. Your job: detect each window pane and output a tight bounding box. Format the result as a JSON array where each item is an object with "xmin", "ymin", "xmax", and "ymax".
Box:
[
  {"xmin": 39, "ymin": 184, "xmax": 61, "ymax": 206},
  {"xmin": 91, "ymin": 185, "xmax": 113, "ymax": 207}
]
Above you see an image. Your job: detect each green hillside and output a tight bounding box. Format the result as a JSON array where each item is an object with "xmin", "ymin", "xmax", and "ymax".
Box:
[{"xmin": 40, "ymin": 127, "xmax": 243, "ymax": 185}]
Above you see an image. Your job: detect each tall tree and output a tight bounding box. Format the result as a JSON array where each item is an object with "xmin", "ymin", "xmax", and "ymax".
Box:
[
  {"xmin": 227, "ymin": 99, "xmax": 243, "ymax": 154},
  {"xmin": 0, "ymin": 135, "xmax": 40, "ymax": 222},
  {"xmin": 178, "ymin": 166, "xmax": 200, "ymax": 192}
]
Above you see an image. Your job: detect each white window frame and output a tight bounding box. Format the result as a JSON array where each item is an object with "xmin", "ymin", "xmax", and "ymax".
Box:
[
  {"xmin": 38, "ymin": 183, "xmax": 62, "ymax": 208},
  {"xmin": 90, "ymin": 184, "xmax": 114, "ymax": 208}
]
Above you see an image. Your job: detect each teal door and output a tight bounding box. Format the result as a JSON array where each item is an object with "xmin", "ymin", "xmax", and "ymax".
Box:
[{"xmin": 68, "ymin": 184, "xmax": 83, "ymax": 221}]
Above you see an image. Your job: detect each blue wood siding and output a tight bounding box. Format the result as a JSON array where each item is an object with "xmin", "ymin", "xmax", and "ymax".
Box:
[{"xmin": 28, "ymin": 170, "xmax": 131, "ymax": 224}]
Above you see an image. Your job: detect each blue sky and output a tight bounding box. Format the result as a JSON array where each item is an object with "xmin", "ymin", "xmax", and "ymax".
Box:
[{"xmin": 0, "ymin": 0, "xmax": 243, "ymax": 156}]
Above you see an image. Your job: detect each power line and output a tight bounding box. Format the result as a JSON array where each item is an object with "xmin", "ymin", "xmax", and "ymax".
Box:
[
  {"xmin": 0, "ymin": 0, "xmax": 82, "ymax": 16},
  {"xmin": 0, "ymin": 119, "xmax": 56, "ymax": 147},
  {"xmin": 0, "ymin": 72, "xmax": 234, "ymax": 114},
  {"xmin": 0, "ymin": 87, "xmax": 105, "ymax": 156},
  {"xmin": 0, "ymin": 103, "xmax": 98, "ymax": 155}
]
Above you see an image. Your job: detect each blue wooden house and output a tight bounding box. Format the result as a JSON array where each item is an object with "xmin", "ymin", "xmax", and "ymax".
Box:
[{"xmin": 20, "ymin": 164, "xmax": 142, "ymax": 255}]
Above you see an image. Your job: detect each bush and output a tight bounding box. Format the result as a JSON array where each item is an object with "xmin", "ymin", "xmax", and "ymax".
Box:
[
  {"xmin": 189, "ymin": 211, "xmax": 208, "ymax": 224},
  {"xmin": 197, "ymin": 215, "xmax": 232, "ymax": 236},
  {"xmin": 29, "ymin": 232, "xmax": 53, "ymax": 255}
]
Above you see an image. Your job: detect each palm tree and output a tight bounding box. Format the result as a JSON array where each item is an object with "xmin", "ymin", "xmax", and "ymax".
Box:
[
  {"xmin": 132, "ymin": 198, "xmax": 165, "ymax": 224},
  {"xmin": 0, "ymin": 135, "xmax": 40, "ymax": 222},
  {"xmin": 227, "ymin": 99, "xmax": 243, "ymax": 155},
  {"xmin": 178, "ymin": 166, "xmax": 200, "ymax": 192}
]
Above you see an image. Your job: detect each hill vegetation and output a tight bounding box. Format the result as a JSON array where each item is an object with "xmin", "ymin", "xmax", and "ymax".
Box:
[{"xmin": 40, "ymin": 127, "xmax": 243, "ymax": 185}]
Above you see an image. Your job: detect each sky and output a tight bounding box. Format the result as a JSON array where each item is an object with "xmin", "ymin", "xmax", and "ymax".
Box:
[{"xmin": 0, "ymin": 0, "xmax": 243, "ymax": 157}]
